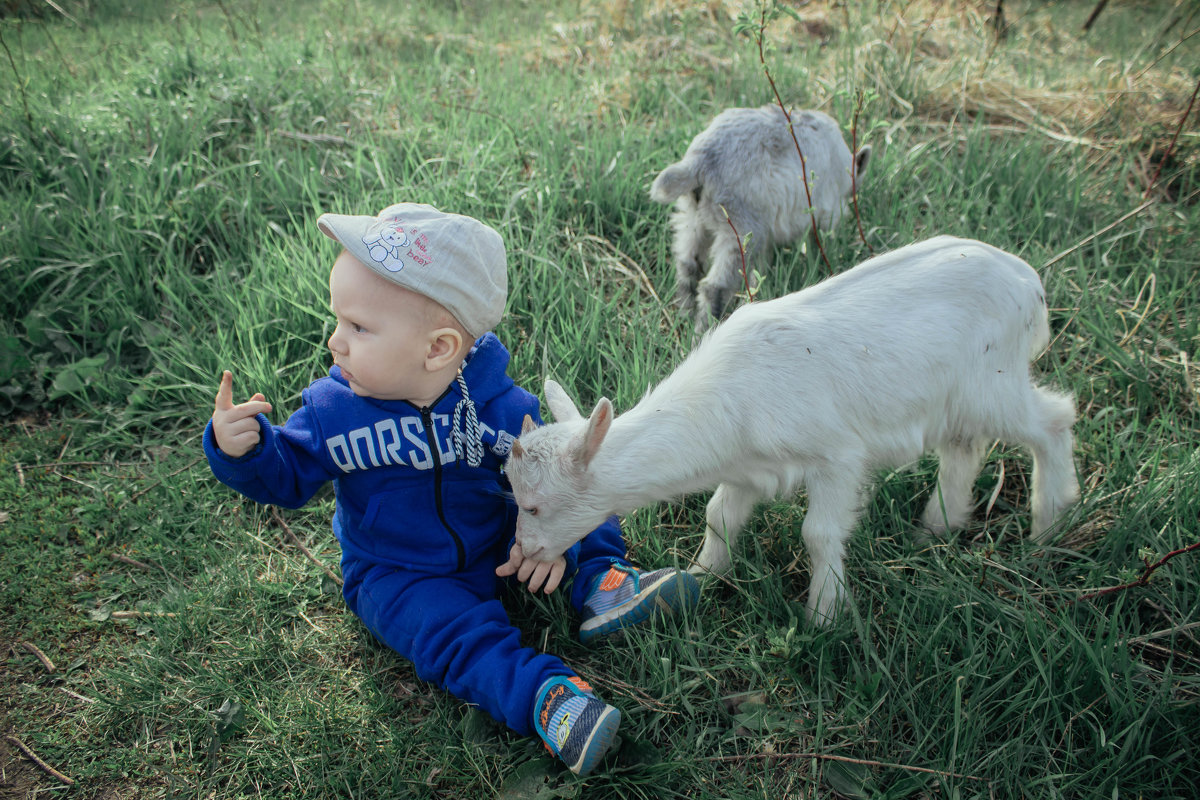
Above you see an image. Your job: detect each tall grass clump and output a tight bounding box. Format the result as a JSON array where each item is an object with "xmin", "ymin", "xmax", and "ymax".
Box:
[{"xmin": 2, "ymin": 1, "xmax": 1198, "ymax": 798}]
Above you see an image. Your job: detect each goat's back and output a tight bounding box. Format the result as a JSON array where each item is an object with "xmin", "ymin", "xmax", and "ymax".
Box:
[
  {"xmin": 654, "ymin": 106, "xmax": 855, "ymax": 230},
  {"xmin": 649, "ymin": 237, "xmax": 1051, "ymax": 462}
]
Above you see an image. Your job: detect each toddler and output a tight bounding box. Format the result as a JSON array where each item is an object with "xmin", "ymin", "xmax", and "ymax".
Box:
[{"xmin": 203, "ymin": 203, "xmax": 699, "ymax": 776}]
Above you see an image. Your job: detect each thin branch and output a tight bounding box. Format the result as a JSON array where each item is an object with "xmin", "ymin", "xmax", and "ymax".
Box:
[
  {"xmin": 111, "ymin": 552, "xmax": 160, "ymax": 572},
  {"xmin": 41, "ymin": 0, "xmax": 80, "ymax": 26},
  {"xmin": 1042, "ymin": 200, "xmax": 1154, "ymax": 268},
  {"xmin": 1134, "ymin": 25, "xmax": 1200, "ymax": 82},
  {"xmin": 1143, "ymin": 74, "xmax": 1200, "ymax": 199},
  {"xmin": 850, "ymin": 89, "xmax": 872, "ymax": 254},
  {"xmin": 1075, "ymin": 540, "xmax": 1200, "ymax": 603},
  {"xmin": 704, "ymin": 751, "xmax": 985, "ymax": 782},
  {"xmin": 1082, "ymin": 0, "xmax": 1108, "ymax": 32},
  {"xmin": 718, "ymin": 205, "xmax": 754, "ymax": 301},
  {"xmin": 19, "ymin": 641, "xmax": 56, "ymax": 673},
  {"xmin": 274, "ymin": 129, "xmax": 350, "ymax": 147},
  {"xmin": 5, "ymin": 736, "xmax": 75, "ymax": 786},
  {"xmin": 59, "ymin": 687, "xmax": 96, "ymax": 704},
  {"xmin": 0, "ymin": 24, "xmax": 34, "ymax": 131},
  {"xmin": 751, "ymin": 6, "xmax": 832, "ymax": 272},
  {"xmin": 271, "ymin": 506, "xmax": 344, "ymax": 586},
  {"xmin": 1128, "ymin": 619, "xmax": 1200, "ymax": 645},
  {"xmin": 121, "ymin": 457, "xmax": 204, "ymax": 508}
]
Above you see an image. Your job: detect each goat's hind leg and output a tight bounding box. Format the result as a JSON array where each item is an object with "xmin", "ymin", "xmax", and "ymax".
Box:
[
  {"xmin": 691, "ymin": 482, "xmax": 759, "ymax": 577},
  {"xmin": 1021, "ymin": 387, "xmax": 1079, "ymax": 541},
  {"xmin": 669, "ymin": 196, "xmax": 711, "ymax": 317},
  {"xmin": 921, "ymin": 437, "xmax": 988, "ymax": 534},
  {"xmin": 695, "ymin": 206, "xmax": 761, "ymax": 330}
]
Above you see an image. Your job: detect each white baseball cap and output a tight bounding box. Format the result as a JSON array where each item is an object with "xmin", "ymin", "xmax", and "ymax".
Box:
[{"xmin": 316, "ymin": 203, "xmax": 507, "ymax": 337}]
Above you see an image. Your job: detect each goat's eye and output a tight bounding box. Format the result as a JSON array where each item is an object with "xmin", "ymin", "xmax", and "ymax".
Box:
[{"xmin": 524, "ymin": 507, "xmax": 539, "ymax": 517}]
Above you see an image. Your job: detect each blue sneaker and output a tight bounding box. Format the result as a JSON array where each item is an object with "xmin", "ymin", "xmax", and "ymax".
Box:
[
  {"xmin": 533, "ymin": 676, "xmax": 620, "ymax": 776},
  {"xmin": 578, "ymin": 564, "xmax": 700, "ymax": 645}
]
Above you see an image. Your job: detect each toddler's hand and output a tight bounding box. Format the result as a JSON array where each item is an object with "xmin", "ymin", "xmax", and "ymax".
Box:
[
  {"xmin": 212, "ymin": 370, "xmax": 272, "ymax": 458},
  {"xmin": 496, "ymin": 542, "xmax": 566, "ymax": 594}
]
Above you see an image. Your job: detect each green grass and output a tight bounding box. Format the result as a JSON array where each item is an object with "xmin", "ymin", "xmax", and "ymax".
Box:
[{"xmin": 2, "ymin": 1, "xmax": 1198, "ymax": 797}]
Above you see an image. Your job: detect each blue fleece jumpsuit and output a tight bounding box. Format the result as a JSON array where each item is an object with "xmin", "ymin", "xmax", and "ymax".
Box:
[{"xmin": 203, "ymin": 334, "xmax": 627, "ymax": 735}]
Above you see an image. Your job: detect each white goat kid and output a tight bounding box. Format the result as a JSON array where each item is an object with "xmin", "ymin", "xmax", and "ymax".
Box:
[
  {"xmin": 651, "ymin": 105, "xmax": 871, "ymax": 331},
  {"xmin": 505, "ymin": 237, "xmax": 1079, "ymax": 624}
]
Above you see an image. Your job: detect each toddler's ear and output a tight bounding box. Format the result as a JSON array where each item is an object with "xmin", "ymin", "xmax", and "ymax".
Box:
[{"xmin": 426, "ymin": 327, "xmax": 465, "ymax": 371}]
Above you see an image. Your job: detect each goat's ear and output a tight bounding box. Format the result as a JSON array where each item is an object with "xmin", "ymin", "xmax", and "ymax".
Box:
[
  {"xmin": 544, "ymin": 379, "xmax": 583, "ymax": 423},
  {"xmin": 521, "ymin": 414, "xmax": 538, "ymax": 436},
  {"xmin": 573, "ymin": 397, "xmax": 613, "ymax": 469},
  {"xmin": 854, "ymin": 144, "xmax": 872, "ymax": 178}
]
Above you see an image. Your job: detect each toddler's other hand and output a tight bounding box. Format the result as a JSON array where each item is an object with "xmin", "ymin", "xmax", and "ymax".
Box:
[
  {"xmin": 212, "ymin": 370, "xmax": 272, "ymax": 458},
  {"xmin": 496, "ymin": 542, "xmax": 566, "ymax": 594}
]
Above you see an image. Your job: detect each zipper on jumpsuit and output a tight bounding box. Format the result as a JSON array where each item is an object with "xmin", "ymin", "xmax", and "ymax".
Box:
[{"xmin": 419, "ymin": 404, "xmax": 467, "ymax": 572}]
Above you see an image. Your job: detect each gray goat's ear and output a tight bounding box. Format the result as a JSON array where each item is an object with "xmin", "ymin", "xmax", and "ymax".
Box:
[
  {"xmin": 544, "ymin": 379, "xmax": 583, "ymax": 423},
  {"xmin": 854, "ymin": 144, "xmax": 872, "ymax": 178},
  {"xmin": 573, "ymin": 398, "xmax": 613, "ymax": 469}
]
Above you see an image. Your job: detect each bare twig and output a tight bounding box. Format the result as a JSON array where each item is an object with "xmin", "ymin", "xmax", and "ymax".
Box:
[
  {"xmin": 271, "ymin": 506, "xmax": 344, "ymax": 586},
  {"xmin": 41, "ymin": 0, "xmax": 80, "ymax": 26},
  {"xmin": 578, "ymin": 233, "xmax": 675, "ymax": 328},
  {"xmin": 1134, "ymin": 25, "xmax": 1200, "ymax": 82},
  {"xmin": 111, "ymin": 552, "xmax": 160, "ymax": 572},
  {"xmin": 121, "ymin": 457, "xmax": 204, "ymax": 508},
  {"xmin": 850, "ymin": 89, "xmax": 872, "ymax": 254},
  {"xmin": 1075, "ymin": 540, "xmax": 1200, "ymax": 603},
  {"xmin": 274, "ymin": 130, "xmax": 350, "ymax": 147},
  {"xmin": 1082, "ymin": 0, "xmax": 1109, "ymax": 32},
  {"xmin": 110, "ymin": 610, "xmax": 177, "ymax": 619},
  {"xmin": 19, "ymin": 641, "xmax": 56, "ymax": 673},
  {"xmin": 718, "ymin": 205, "xmax": 754, "ymax": 301},
  {"xmin": 5, "ymin": 735, "xmax": 75, "ymax": 786},
  {"xmin": 1143, "ymin": 74, "xmax": 1200, "ymax": 199},
  {"xmin": 0, "ymin": 24, "xmax": 33, "ymax": 131},
  {"xmin": 705, "ymin": 751, "xmax": 985, "ymax": 782},
  {"xmin": 1042, "ymin": 200, "xmax": 1154, "ymax": 268},
  {"xmin": 1128, "ymin": 620, "xmax": 1200, "ymax": 645},
  {"xmin": 59, "ymin": 687, "xmax": 96, "ymax": 704},
  {"xmin": 750, "ymin": 6, "xmax": 832, "ymax": 272},
  {"xmin": 597, "ymin": 673, "xmax": 681, "ymax": 715}
]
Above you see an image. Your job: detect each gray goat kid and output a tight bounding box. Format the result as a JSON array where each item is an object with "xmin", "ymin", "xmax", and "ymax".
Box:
[{"xmin": 651, "ymin": 105, "xmax": 871, "ymax": 331}]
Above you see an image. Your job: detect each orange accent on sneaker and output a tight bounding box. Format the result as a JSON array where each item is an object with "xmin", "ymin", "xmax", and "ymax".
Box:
[
  {"xmin": 568, "ymin": 676, "xmax": 593, "ymax": 694},
  {"xmin": 597, "ymin": 568, "xmax": 627, "ymax": 593}
]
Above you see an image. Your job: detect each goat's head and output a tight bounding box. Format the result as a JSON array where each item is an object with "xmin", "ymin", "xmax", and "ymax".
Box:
[{"xmin": 505, "ymin": 379, "xmax": 614, "ymax": 561}]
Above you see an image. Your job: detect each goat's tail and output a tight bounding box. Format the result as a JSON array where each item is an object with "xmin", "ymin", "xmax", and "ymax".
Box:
[
  {"xmin": 1029, "ymin": 291, "xmax": 1052, "ymax": 360},
  {"xmin": 650, "ymin": 161, "xmax": 700, "ymax": 204}
]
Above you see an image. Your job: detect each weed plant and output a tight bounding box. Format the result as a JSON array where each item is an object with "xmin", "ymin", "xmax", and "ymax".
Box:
[{"xmin": 1, "ymin": 1, "xmax": 1198, "ymax": 798}]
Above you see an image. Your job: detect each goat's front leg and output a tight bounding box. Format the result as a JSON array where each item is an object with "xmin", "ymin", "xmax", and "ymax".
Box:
[
  {"xmin": 691, "ymin": 482, "xmax": 758, "ymax": 576},
  {"xmin": 802, "ymin": 471, "xmax": 864, "ymax": 625}
]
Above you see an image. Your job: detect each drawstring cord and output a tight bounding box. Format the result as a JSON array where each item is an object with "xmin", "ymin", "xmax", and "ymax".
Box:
[{"xmin": 452, "ymin": 368, "xmax": 484, "ymax": 468}]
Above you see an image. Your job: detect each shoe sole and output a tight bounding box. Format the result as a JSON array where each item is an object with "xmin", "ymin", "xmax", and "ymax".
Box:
[
  {"xmin": 578, "ymin": 571, "xmax": 700, "ymax": 645},
  {"xmin": 568, "ymin": 705, "xmax": 621, "ymax": 776}
]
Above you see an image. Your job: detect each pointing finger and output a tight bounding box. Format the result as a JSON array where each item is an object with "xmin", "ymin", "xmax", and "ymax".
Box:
[{"xmin": 215, "ymin": 371, "xmax": 234, "ymax": 411}]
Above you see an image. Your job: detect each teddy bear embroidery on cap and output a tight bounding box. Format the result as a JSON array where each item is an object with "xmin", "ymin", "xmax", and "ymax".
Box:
[{"xmin": 361, "ymin": 217, "xmax": 411, "ymax": 272}]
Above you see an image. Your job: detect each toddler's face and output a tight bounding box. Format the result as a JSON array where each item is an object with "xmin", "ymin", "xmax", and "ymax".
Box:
[{"xmin": 326, "ymin": 251, "xmax": 438, "ymax": 402}]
